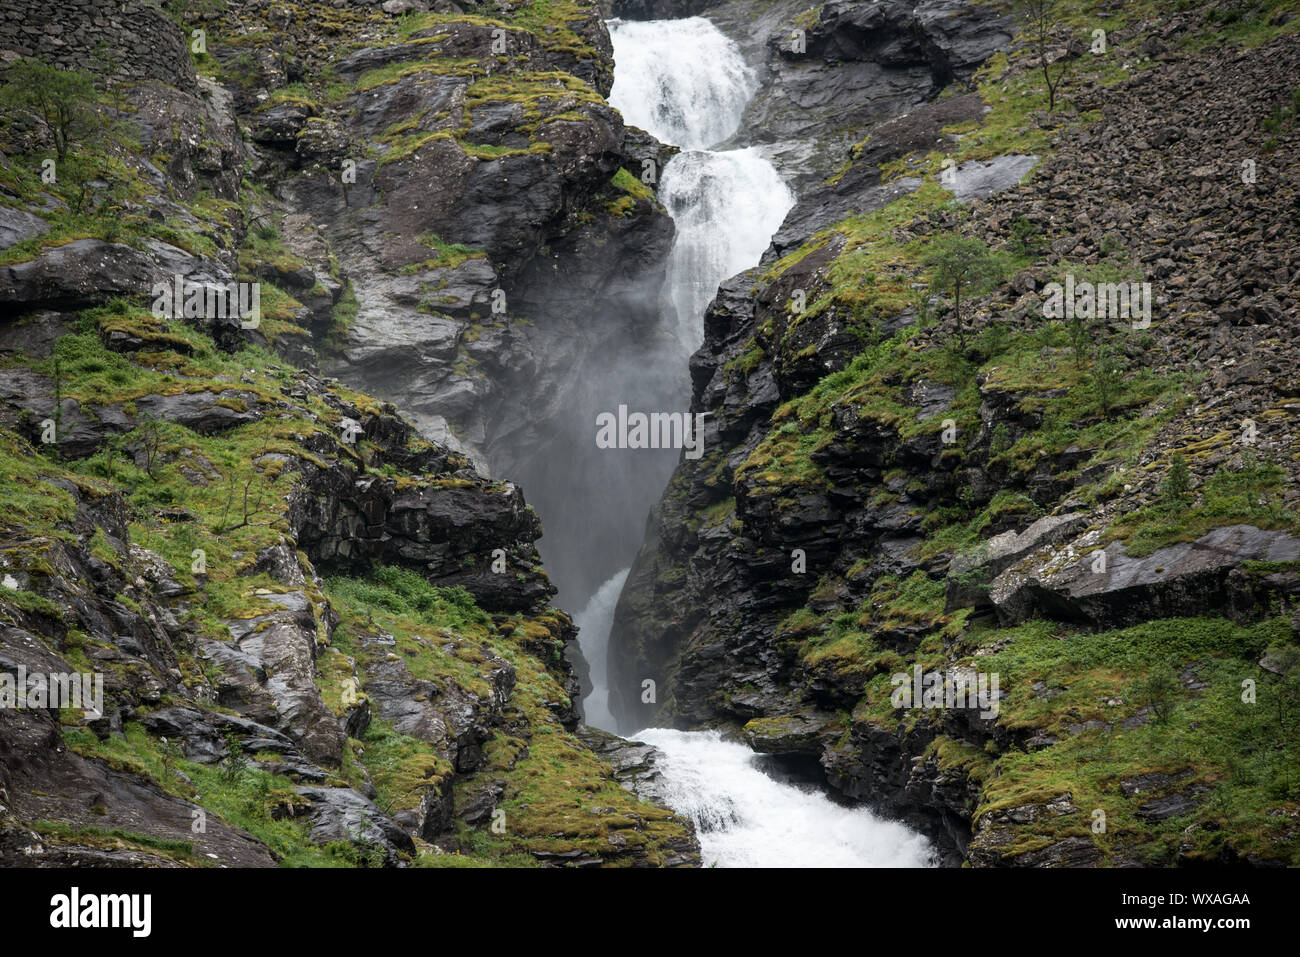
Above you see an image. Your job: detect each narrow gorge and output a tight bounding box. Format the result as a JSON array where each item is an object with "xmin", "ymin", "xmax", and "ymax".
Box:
[{"xmin": 1, "ymin": 0, "xmax": 1298, "ymax": 876}]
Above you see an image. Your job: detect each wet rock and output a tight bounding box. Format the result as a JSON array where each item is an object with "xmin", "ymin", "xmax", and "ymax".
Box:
[
  {"xmin": 0, "ymin": 205, "xmax": 49, "ymax": 252},
  {"xmin": 0, "ymin": 240, "xmax": 156, "ymax": 313},
  {"xmin": 991, "ymin": 525, "xmax": 1300, "ymax": 628},
  {"xmin": 945, "ymin": 155, "xmax": 1039, "ymax": 203},
  {"xmin": 293, "ymin": 786, "xmax": 416, "ymax": 864},
  {"xmin": 222, "ymin": 593, "xmax": 345, "ymax": 768},
  {"xmin": 742, "ymin": 709, "xmax": 829, "ymax": 755},
  {"xmin": 946, "ymin": 512, "xmax": 1087, "ymax": 611},
  {"xmin": 1, "ymin": 709, "xmax": 275, "ymax": 867}
]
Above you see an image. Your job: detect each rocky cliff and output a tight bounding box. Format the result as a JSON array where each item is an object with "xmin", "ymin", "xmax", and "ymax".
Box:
[
  {"xmin": 3, "ymin": 0, "xmax": 1300, "ymax": 872},
  {"xmin": 0, "ymin": 0, "xmax": 698, "ymax": 867},
  {"xmin": 609, "ymin": 0, "xmax": 1300, "ymax": 866}
]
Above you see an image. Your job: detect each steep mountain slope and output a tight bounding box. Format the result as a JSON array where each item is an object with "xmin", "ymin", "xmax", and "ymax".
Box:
[
  {"xmin": 0, "ymin": 0, "xmax": 697, "ymax": 867},
  {"xmin": 609, "ymin": 0, "xmax": 1300, "ymax": 865}
]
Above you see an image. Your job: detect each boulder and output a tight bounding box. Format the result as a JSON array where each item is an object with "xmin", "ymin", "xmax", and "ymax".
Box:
[
  {"xmin": 991, "ymin": 524, "xmax": 1300, "ymax": 628},
  {"xmin": 293, "ymin": 787, "xmax": 416, "ymax": 864},
  {"xmin": 946, "ymin": 512, "xmax": 1087, "ymax": 611}
]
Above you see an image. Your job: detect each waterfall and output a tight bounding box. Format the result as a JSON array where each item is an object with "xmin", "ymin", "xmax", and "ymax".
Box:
[
  {"xmin": 608, "ymin": 17, "xmax": 755, "ymax": 150},
  {"xmin": 585, "ymin": 18, "xmax": 794, "ymax": 725},
  {"xmin": 659, "ymin": 148, "xmax": 795, "ymax": 349},
  {"xmin": 561, "ymin": 16, "xmax": 938, "ymax": 867},
  {"xmin": 574, "ymin": 568, "xmax": 629, "ymax": 732},
  {"xmin": 609, "ymin": 17, "xmax": 796, "ymax": 351},
  {"xmin": 636, "ymin": 730, "xmax": 939, "ymax": 868}
]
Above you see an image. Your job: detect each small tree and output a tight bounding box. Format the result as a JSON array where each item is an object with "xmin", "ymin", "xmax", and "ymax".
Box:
[
  {"xmin": 1017, "ymin": 0, "xmax": 1074, "ymax": 115},
  {"xmin": 923, "ymin": 235, "xmax": 1006, "ymax": 350},
  {"xmin": 0, "ymin": 58, "xmax": 99, "ymax": 162},
  {"xmin": 1066, "ymin": 301, "xmax": 1092, "ymax": 368},
  {"xmin": 1269, "ymin": 646, "xmax": 1300, "ymax": 733},
  {"xmin": 216, "ymin": 439, "xmax": 274, "ymax": 533},
  {"xmin": 133, "ymin": 416, "xmax": 167, "ymax": 480},
  {"xmin": 1009, "ymin": 215, "xmax": 1043, "ymax": 259},
  {"xmin": 1162, "ymin": 452, "xmax": 1192, "ymax": 503},
  {"xmin": 219, "ymin": 734, "xmax": 248, "ymax": 785},
  {"xmin": 1090, "ymin": 346, "xmax": 1123, "ymax": 415},
  {"xmin": 1135, "ymin": 665, "xmax": 1181, "ymax": 725}
]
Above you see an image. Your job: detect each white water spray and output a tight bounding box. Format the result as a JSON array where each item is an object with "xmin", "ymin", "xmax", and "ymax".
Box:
[
  {"xmin": 635, "ymin": 729, "xmax": 939, "ymax": 867},
  {"xmin": 659, "ymin": 148, "xmax": 794, "ymax": 349},
  {"xmin": 575, "ymin": 568, "xmax": 629, "ymax": 733}
]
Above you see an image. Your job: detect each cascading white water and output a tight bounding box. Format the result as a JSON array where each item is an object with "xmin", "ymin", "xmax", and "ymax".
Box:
[
  {"xmin": 659, "ymin": 149, "xmax": 794, "ymax": 349},
  {"xmin": 582, "ymin": 17, "xmax": 936, "ymax": 867},
  {"xmin": 574, "ymin": 568, "xmax": 629, "ymax": 732},
  {"xmin": 608, "ymin": 17, "xmax": 755, "ymax": 150},
  {"xmin": 636, "ymin": 730, "xmax": 939, "ymax": 868},
  {"xmin": 609, "ymin": 17, "xmax": 796, "ymax": 354}
]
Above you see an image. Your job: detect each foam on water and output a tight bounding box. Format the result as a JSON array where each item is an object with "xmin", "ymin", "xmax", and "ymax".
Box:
[{"xmin": 634, "ymin": 728, "xmax": 939, "ymax": 868}]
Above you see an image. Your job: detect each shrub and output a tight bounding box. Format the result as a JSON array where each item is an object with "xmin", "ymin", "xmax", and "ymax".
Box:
[{"xmin": 0, "ymin": 58, "xmax": 100, "ymax": 161}]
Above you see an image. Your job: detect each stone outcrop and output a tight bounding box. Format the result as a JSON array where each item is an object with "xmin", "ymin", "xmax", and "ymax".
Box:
[{"xmin": 0, "ymin": 0, "xmax": 199, "ymax": 94}]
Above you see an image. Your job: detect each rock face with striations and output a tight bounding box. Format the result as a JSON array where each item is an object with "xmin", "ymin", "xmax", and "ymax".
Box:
[
  {"xmin": 249, "ymin": 12, "xmax": 678, "ymax": 478},
  {"xmin": 697, "ymin": 0, "xmax": 1014, "ymax": 189}
]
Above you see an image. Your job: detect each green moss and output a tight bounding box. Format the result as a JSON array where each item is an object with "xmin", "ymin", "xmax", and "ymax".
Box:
[
  {"xmin": 61, "ymin": 723, "xmax": 347, "ymax": 867},
  {"xmin": 359, "ymin": 719, "xmax": 455, "ymax": 814},
  {"xmin": 399, "ymin": 232, "xmax": 486, "ymax": 271},
  {"xmin": 31, "ymin": 820, "xmax": 199, "ymax": 864}
]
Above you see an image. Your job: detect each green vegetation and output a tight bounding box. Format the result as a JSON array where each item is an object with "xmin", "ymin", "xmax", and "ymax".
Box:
[
  {"xmin": 61, "ymin": 723, "xmax": 348, "ymax": 867},
  {"xmin": 400, "ymin": 232, "xmax": 486, "ymax": 272},
  {"xmin": 922, "ymin": 235, "xmax": 1010, "ymax": 350},
  {"xmin": 0, "ymin": 58, "xmax": 100, "ymax": 161},
  {"xmin": 321, "ymin": 565, "xmax": 695, "ymax": 866},
  {"xmin": 1015, "ymin": 0, "xmax": 1075, "ymax": 114},
  {"xmin": 699, "ymin": 0, "xmax": 1300, "ymax": 868},
  {"xmin": 1110, "ymin": 452, "xmax": 1295, "ymax": 556}
]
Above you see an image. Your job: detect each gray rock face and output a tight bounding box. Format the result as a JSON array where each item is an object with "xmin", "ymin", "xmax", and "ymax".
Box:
[
  {"xmin": 0, "ymin": 204, "xmax": 50, "ymax": 252},
  {"xmin": 360, "ymin": 626, "xmax": 517, "ymax": 774},
  {"xmin": 293, "ymin": 787, "xmax": 417, "ymax": 864},
  {"xmin": 0, "ymin": 240, "xmax": 157, "ymax": 313},
  {"xmin": 991, "ymin": 524, "xmax": 1300, "ymax": 628},
  {"xmin": 222, "ymin": 592, "xmax": 345, "ymax": 768},
  {"xmin": 288, "ymin": 469, "xmax": 556, "ymax": 612},
  {"xmin": 0, "ymin": 365, "xmax": 263, "ymax": 457},
  {"xmin": 945, "ymin": 154, "xmax": 1040, "ymax": 203},
  {"xmin": 572, "ymin": 725, "xmax": 703, "ymax": 865},
  {"xmin": 946, "ymin": 512, "xmax": 1088, "ymax": 611},
  {"xmin": 0, "ymin": 0, "xmax": 199, "ymax": 94},
  {"xmin": 0, "ymin": 710, "xmax": 276, "ymax": 868},
  {"xmin": 258, "ymin": 19, "xmax": 681, "ymax": 523},
  {"xmin": 0, "ymin": 2, "xmax": 707, "ymax": 869},
  {"xmin": 140, "ymin": 707, "xmax": 303, "ymax": 765},
  {"xmin": 704, "ymin": 0, "xmax": 1013, "ymax": 188}
]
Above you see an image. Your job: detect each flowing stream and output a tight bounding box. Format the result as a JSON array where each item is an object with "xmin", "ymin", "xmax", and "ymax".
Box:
[
  {"xmin": 567, "ymin": 17, "xmax": 934, "ymax": 867},
  {"xmin": 635, "ymin": 730, "xmax": 939, "ymax": 868}
]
